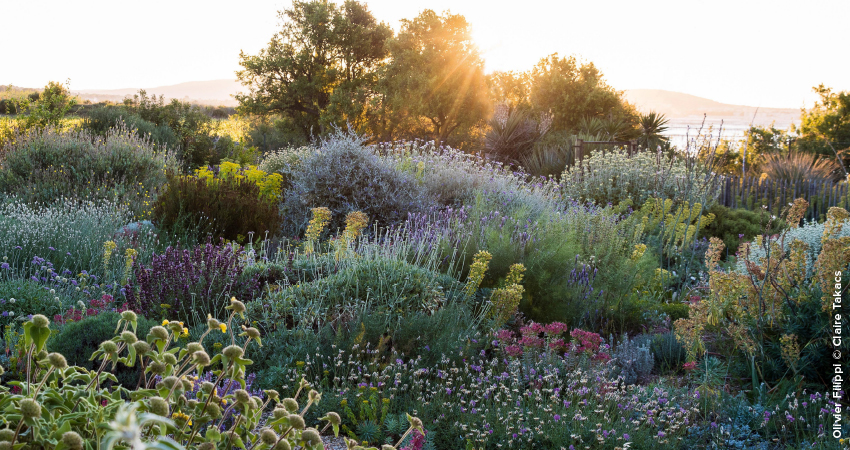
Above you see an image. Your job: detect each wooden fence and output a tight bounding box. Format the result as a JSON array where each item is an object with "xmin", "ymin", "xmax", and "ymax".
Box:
[
  {"xmin": 574, "ymin": 139, "xmax": 639, "ymax": 163},
  {"xmin": 717, "ymin": 176, "xmax": 850, "ymax": 220}
]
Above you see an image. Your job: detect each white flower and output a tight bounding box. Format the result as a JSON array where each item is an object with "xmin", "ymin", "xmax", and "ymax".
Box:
[{"xmin": 9, "ymin": 298, "xmax": 14, "ymax": 304}]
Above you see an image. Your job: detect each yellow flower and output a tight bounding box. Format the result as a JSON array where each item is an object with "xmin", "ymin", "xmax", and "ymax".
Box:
[
  {"xmin": 182, "ymin": 327, "xmax": 189, "ymax": 337},
  {"xmin": 162, "ymin": 320, "xmax": 169, "ymax": 326},
  {"xmin": 219, "ymin": 324, "xmax": 227, "ymax": 333}
]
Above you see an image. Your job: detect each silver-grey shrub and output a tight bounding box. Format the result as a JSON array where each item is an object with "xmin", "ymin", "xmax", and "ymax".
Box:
[
  {"xmin": 281, "ymin": 131, "xmax": 436, "ymax": 235},
  {"xmin": 610, "ymin": 333, "xmax": 655, "ymax": 385}
]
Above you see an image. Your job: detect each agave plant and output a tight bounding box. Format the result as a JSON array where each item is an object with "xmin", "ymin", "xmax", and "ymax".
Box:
[{"xmin": 759, "ymin": 152, "xmax": 841, "ymax": 183}]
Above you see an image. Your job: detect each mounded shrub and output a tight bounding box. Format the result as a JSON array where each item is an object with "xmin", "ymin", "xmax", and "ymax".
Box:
[
  {"xmin": 703, "ymin": 203, "xmax": 779, "ymax": 257},
  {"xmin": 0, "ymin": 124, "xmax": 177, "ymax": 217},
  {"xmin": 82, "ymin": 106, "xmax": 180, "ymax": 151},
  {"xmin": 282, "ymin": 131, "xmax": 435, "ymax": 235},
  {"xmin": 46, "ymin": 311, "xmax": 158, "ymax": 387}
]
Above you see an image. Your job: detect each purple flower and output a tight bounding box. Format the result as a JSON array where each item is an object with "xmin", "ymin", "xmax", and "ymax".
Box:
[
  {"xmin": 0, "ymin": 263, "xmax": 8, "ymax": 270},
  {"xmin": 657, "ymin": 431, "xmax": 666, "ymax": 438},
  {"xmin": 623, "ymin": 433, "xmax": 630, "ymax": 441},
  {"xmin": 553, "ymin": 414, "xmax": 561, "ymax": 422}
]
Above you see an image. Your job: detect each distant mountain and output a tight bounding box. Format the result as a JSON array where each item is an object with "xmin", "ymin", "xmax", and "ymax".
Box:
[
  {"xmin": 74, "ymin": 79, "xmax": 242, "ymax": 106},
  {"xmin": 623, "ymin": 89, "xmax": 800, "ymax": 131}
]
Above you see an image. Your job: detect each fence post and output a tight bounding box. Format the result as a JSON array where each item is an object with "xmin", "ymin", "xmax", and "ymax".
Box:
[
  {"xmin": 575, "ymin": 139, "xmax": 584, "ymax": 166},
  {"xmin": 629, "ymin": 139, "xmax": 637, "ymax": 156}
]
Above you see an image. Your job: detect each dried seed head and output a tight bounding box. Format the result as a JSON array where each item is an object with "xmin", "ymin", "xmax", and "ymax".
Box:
[
  {"xmin": 308, "ymin": 389, "xmax": 321, "ymax": 403},
  {"xmin": 186, "ymin": 342, "xmax": 204, "ymax": 353},
  {"xmin": 120, "ymin": 310, "xmax": 137, "ymax": 322},
  {"xmin": 222, "ymin": 345, "xmax": 243, "ymax": 359},
  {"xmin": 162, "ymin": 376, "xmax": 179, "ymax": 389},
  {"xmin": 181, "ymin": 379, "xmax": 192, "ymax": 391},
  {"xmin": 282, "ymin": 397, "xmax": 299, "ymax": 413},
  {"xmin": 150, "ymin": 326, "xmax": 169, "ymax": 341},
  {"xmin": 234, "ymin": 389, "xmax": 250, "ymax": 404},
  {"xmin": 273, "ymin": 407, "xmax": 288, "ymax": 419},
  {"xmin": 19, "ymin": 398, "xmax": 41, "ymax": 419},
  {"xmin": 302, "ymin": 428, "xmax": 321, "ymax": 446},
  {"xmin": 207, "ymin": 316, "xmax": 221, "ymax": 330},
  {"xmin": 288, "ymin": 414, "xmax": 305, "ymax": 430},
  {"xmin": 120, "ymin": 331, "xmax": 137, "ymax": 344},
  {"xmin": 260, "ymin": 428, "xmax": 278, "ymax": 445},
  {"xmin": 149, "ymin": 397, "xmax": 169, "ymax": 417},
  {"xmin": 100, "ymin": 341, "xmax": 118, "ymax": 354},
  {"xmin": 149, "ymin": 361, "xmax": 166, "ymax": 374},
  {"xmin": 61, "ymin": 431, "xmax": 84, "ymax": 450},
  {"xmin": 132, "ymin": 341, "xmax": 151, "ymax": 354},
  {"xmin": 47, "ymin": 352, "xmax": 67, "ymax": 370},
  {"xmin": 203, "ymin": 402, "xmax": 221, "ymax": 419},
  {"xmin": 0, "ymin": 428, "xmax": 15, "ymax": 441},
  {"xmin": 381, "ymin": 446, "xmax": 397, "ymax": 450},
  {"xmin": 325, "ymin": 411, "xmax": 341, "ymax": 425}
]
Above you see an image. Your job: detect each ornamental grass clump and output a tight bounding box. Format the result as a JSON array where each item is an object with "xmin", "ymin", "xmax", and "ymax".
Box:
[{"xmin": 0, "ymin": 299, "xmax": 399, "ymax": 449}]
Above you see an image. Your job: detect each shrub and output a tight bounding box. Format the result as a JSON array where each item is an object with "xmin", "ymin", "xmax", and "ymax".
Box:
[
  {"xmin": 484, "ymin": 104, "xmax": 550, "ymax": 163},
  {"xmin": 610, "ymin": 333, "xmax": 654, "ymax": 384},
  {"xmin": 560, "ymin": 147, "xmax": 718, "ymax": 207},
  {"xmin": 126, "ymin": 240, "xmax": 261, "ymax": 327},
  {"xmin": 253, "ymin": 256, "xmax": 463, "ymax": 330},
  {"xmin": 0, "ymin": 124, "xmax": 177, "ymax": 217},
  {"xmin": 152, "ymin": 173, "xmax": 281, "ymax": 242},
  {"xmin": 46, "ymin": 311, "xmax": 157, "ymax": 387},
  {"xmin": 0, "ymin": 279, "xmax": 63, "ymax": 329},
  {"xmin": 651, "ymin": 331, "xmax": 687, "ymax": 373},
  {"xmin": 703, "ymin": 203, "xmax": 778, "ymax": 257},
  {"xmin": 258, "ymin": 145, "xmax": 315, "ymax": 191},
  {"xmin": 82, "ymin": 105, "xmax": 180, "ymax": 150},
  {"xmin": 282, "ymin": 131, "xmax": 435, "ymax": 235}
]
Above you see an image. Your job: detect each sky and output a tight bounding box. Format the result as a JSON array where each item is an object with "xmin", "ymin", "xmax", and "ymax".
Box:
[{"xmin": 1, "ymin": 0, "xmax": 847, "ymax": 108}]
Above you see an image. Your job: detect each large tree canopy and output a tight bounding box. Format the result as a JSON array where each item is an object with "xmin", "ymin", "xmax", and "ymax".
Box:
[
  {"xmin": 380, "ymin": 10, "xmax": 489, "ymax": 145},
  {"xmin": 796, "ymin": 85, "xmax": 850, "ymax": 171},
  {"xmin": 235, "ymin": 0, "xmax": 391, "ymax": 138},
  {"xmin": 528, "ymin": 54, "xmax": 637, "ymax": 133}
]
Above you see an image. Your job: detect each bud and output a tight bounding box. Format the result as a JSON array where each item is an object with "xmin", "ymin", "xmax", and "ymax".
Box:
[
  {"xmin": 47, "ymin": 352, "xmax": 68, "ymax": 370},
  {"xmin": 273, "ymin": 407, "xmax": 288, "ymax": 419},
  {"xmin": 162, "ymin": 376, "xmax": 179, "ymax": 389},
  {"xmin": 222, "ymin": 345, "xmax": 244, "ymax": 359},
  {"xmin": 324, "ymin": 411, "xmax": 341, "ymax": 425},
  {"xmin": 234, "ymin": 389, "xmax": 250, "ymax": 404},
  {"xmin": 229, "ymin": 297, "xmax": 246, "ymax": 313},
  {"xmin": 273, "ymin": 441, "xmax": 291, "ymax": 450},
  {"xmin": 121, "ymin": 310, "xmax": 137, "ymax": 322},
  {"xmin": 181, "ymin": 379, "xmax": 192, "ymax": 391},
  {"xmin": 302, "ymin": 428, "xmax": 321, "ymax": 446},
  {"xmin": 260, "ymin": 428, "xmax": 278, "ymax": 445},
  {"xmin": 186, "ymin": 342, "xmax": 204, "ymax": 354},
  {"xmin": 265, "ymin": 389, "xmax": 280, "ymax": 401},
  {"xmin": 0, "ymin": 428, "xmax": 15, "ymax": 441},
  {"xmin": 120, "ymin": 331, "xmax": 137, "ymax": 344},
  {"xmin": 149, "ymin": 361, "xmax": 166, "ymax": 374},
  {"xmin": 288, "ymin": 414, "xmax": 305, "ymax": 430},
  {"xmin": 31, "ymin": 314, "xmax": 49, "ymax": 328},
  {"xmin": 202, "ymin": 402, "xmax": 221, "ymax": 419},
  {"xmin": 61, "ymin": 432, "xmax": 84, "ymax": 450},
  {"xmin": 163, "ymin": 353, "xmax": 178, "ymax": 365},
  {"xmin": 245, "ymin": 327, "xmax": 261, "ymax": 339},
  {"xmin": 149, "ymin": 397, "xmax": 169, "ymax": 416},
  {"xmin": 192, "ymin": 351, "xmax": 210, "ymax": 366},
  {"xmin": 282, "ymin": 398, "xmax": 299, "ymax": 413},
  {"xmin": 100, "ymin": 341, "xmax": 119, "ymax": 354},
  {"xmin": 198, "ymin": 444, "xmax": 215, "ymax": 450},
  {"xmin": 207, "ymin": 316, "xmax": 221, "ymax": 330},
  {"xmin": 132, "ymin": 341, "xmax": 151, "ymax": 354},
  {"xmin": 19, "ymin": 398, "xmax": 41, "ymax": 419},
  {"xmin": 149, "ymin": 326, "xmax": 169, "ymax": 341},
  {"xmin": 201, "ymin": 381, "xmax": 215, "ymax": 393},
  {"xmin": 308, "ymin": 389, "xmax": 321, "ymax": 404}
]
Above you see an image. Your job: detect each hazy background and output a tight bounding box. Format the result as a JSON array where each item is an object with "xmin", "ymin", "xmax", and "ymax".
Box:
[{"xmin": 1, "ymin": 0, "xmax": 847, "ymax": 109}]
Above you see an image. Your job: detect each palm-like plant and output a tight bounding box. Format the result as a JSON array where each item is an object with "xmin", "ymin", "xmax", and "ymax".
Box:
[
  {"xmin": 485, "ymin": 103, "xmax": 550, "ymax": 163},
  {"xmin": 638, "ymin": 111, "xmax": 670, "ymax": 150}
]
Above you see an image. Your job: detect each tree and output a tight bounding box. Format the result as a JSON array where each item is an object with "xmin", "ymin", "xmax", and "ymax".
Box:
[
  {"xmin": 637, "ymin": 111, "xmax": 670, "ymax": 150},
  {"xmin": 795, "ymin": 85, "xmax": 850, "ymax": 176},
  {"xmin": 487, "ymin": 71, "xmax": 531, "ymax": 111},
  {"xmin": 528, "ymin": 54, "xmax": 637, "ymax": 134},
  {"xmin": 15, "ymin": 80, "xmax": 77, "ymax": 129},
  {"xmin": 235, "ymin": 0, "xmax": 391, "ymax": 139},
  {"xmin": 381, "ymin": 10, "xmax": 489, "ymax": 145}
]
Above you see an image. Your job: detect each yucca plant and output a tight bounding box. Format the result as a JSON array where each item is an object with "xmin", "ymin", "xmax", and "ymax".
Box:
[
  {"xmin": 759, "ymin": 152, "xmax": 841, "ymax": 183},
  {"xmin": 637, "ymin": 111, "xmax": 670, "ymax": 150},
  {"xmin": 484, "ymin": 103, "xmax": 550, "ymax": 164}
]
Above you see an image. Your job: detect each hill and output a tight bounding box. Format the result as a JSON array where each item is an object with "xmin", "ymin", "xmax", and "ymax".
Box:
[
  {"xmin": 73, "ymin": 79, "xmax": 242, "ymax": 106},
  {"xmin": 623, "ymin": 89, "xmax": 800, "ymax": 133}
]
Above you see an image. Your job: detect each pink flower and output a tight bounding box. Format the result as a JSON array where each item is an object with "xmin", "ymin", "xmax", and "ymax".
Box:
[
  {"xmin": 683, "ymin": 361, "xmax": 697, "ymax": 371},
  {"xmin": 505, "ymin": 345, "xmax": 523, "ymax": 357},
  {"xmin": 544, "ymin": 322, "xmax": 569, "ymax": 335}
]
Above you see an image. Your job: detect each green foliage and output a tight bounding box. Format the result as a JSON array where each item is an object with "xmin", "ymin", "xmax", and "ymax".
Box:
[
  {"xmin": 13, "ymin": 80, "xmax": 78, "ymax": 130},
  {"xmin": 637, "ymin": 111, "xmax": 670, "ymax": 150},
  {"xmin": 529, "ymin": 54, "xmax": 637, "ymax": 134},
  {"xmin": 759, "ymin": 151, "xmax": 842, "ymax": 183},
  {"xmin": 703, "ymin": 203, "xmax": 778, "ymax": 256},
  {"xmin": 282, "ymin": 131, "xmax": 434, "ymax": 234},
  {"xmin": 152, "ymin": 173, "xmax": 281, "ymax": 243},
  {"xmin": 650, "ymin": 331, "xmax": 687, "ymax": 373},
  {"xmin": 236, "ymin": 0, "xmax": 392, "ymax": 140},
  {"xmin": 796, "ymin": 84, "xmax": 850, "ymax": 171},
  {"xmin": 47, "ymin": 311, "xmax": 157, "ymax": 387},
  {"xmin": 380, "ymin": 9, "xmax": 489, "ymax": 144},
  {"xmin": 0, "ymin": 279, "xmax": 63, "ymax": 329},
  {"xmin": 0, "ymin": 124, "xmax": 176, "ymax": 218},
  {"xmin": 82, "ymin": 105, "xmax": 180, "ymax": 151}
]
